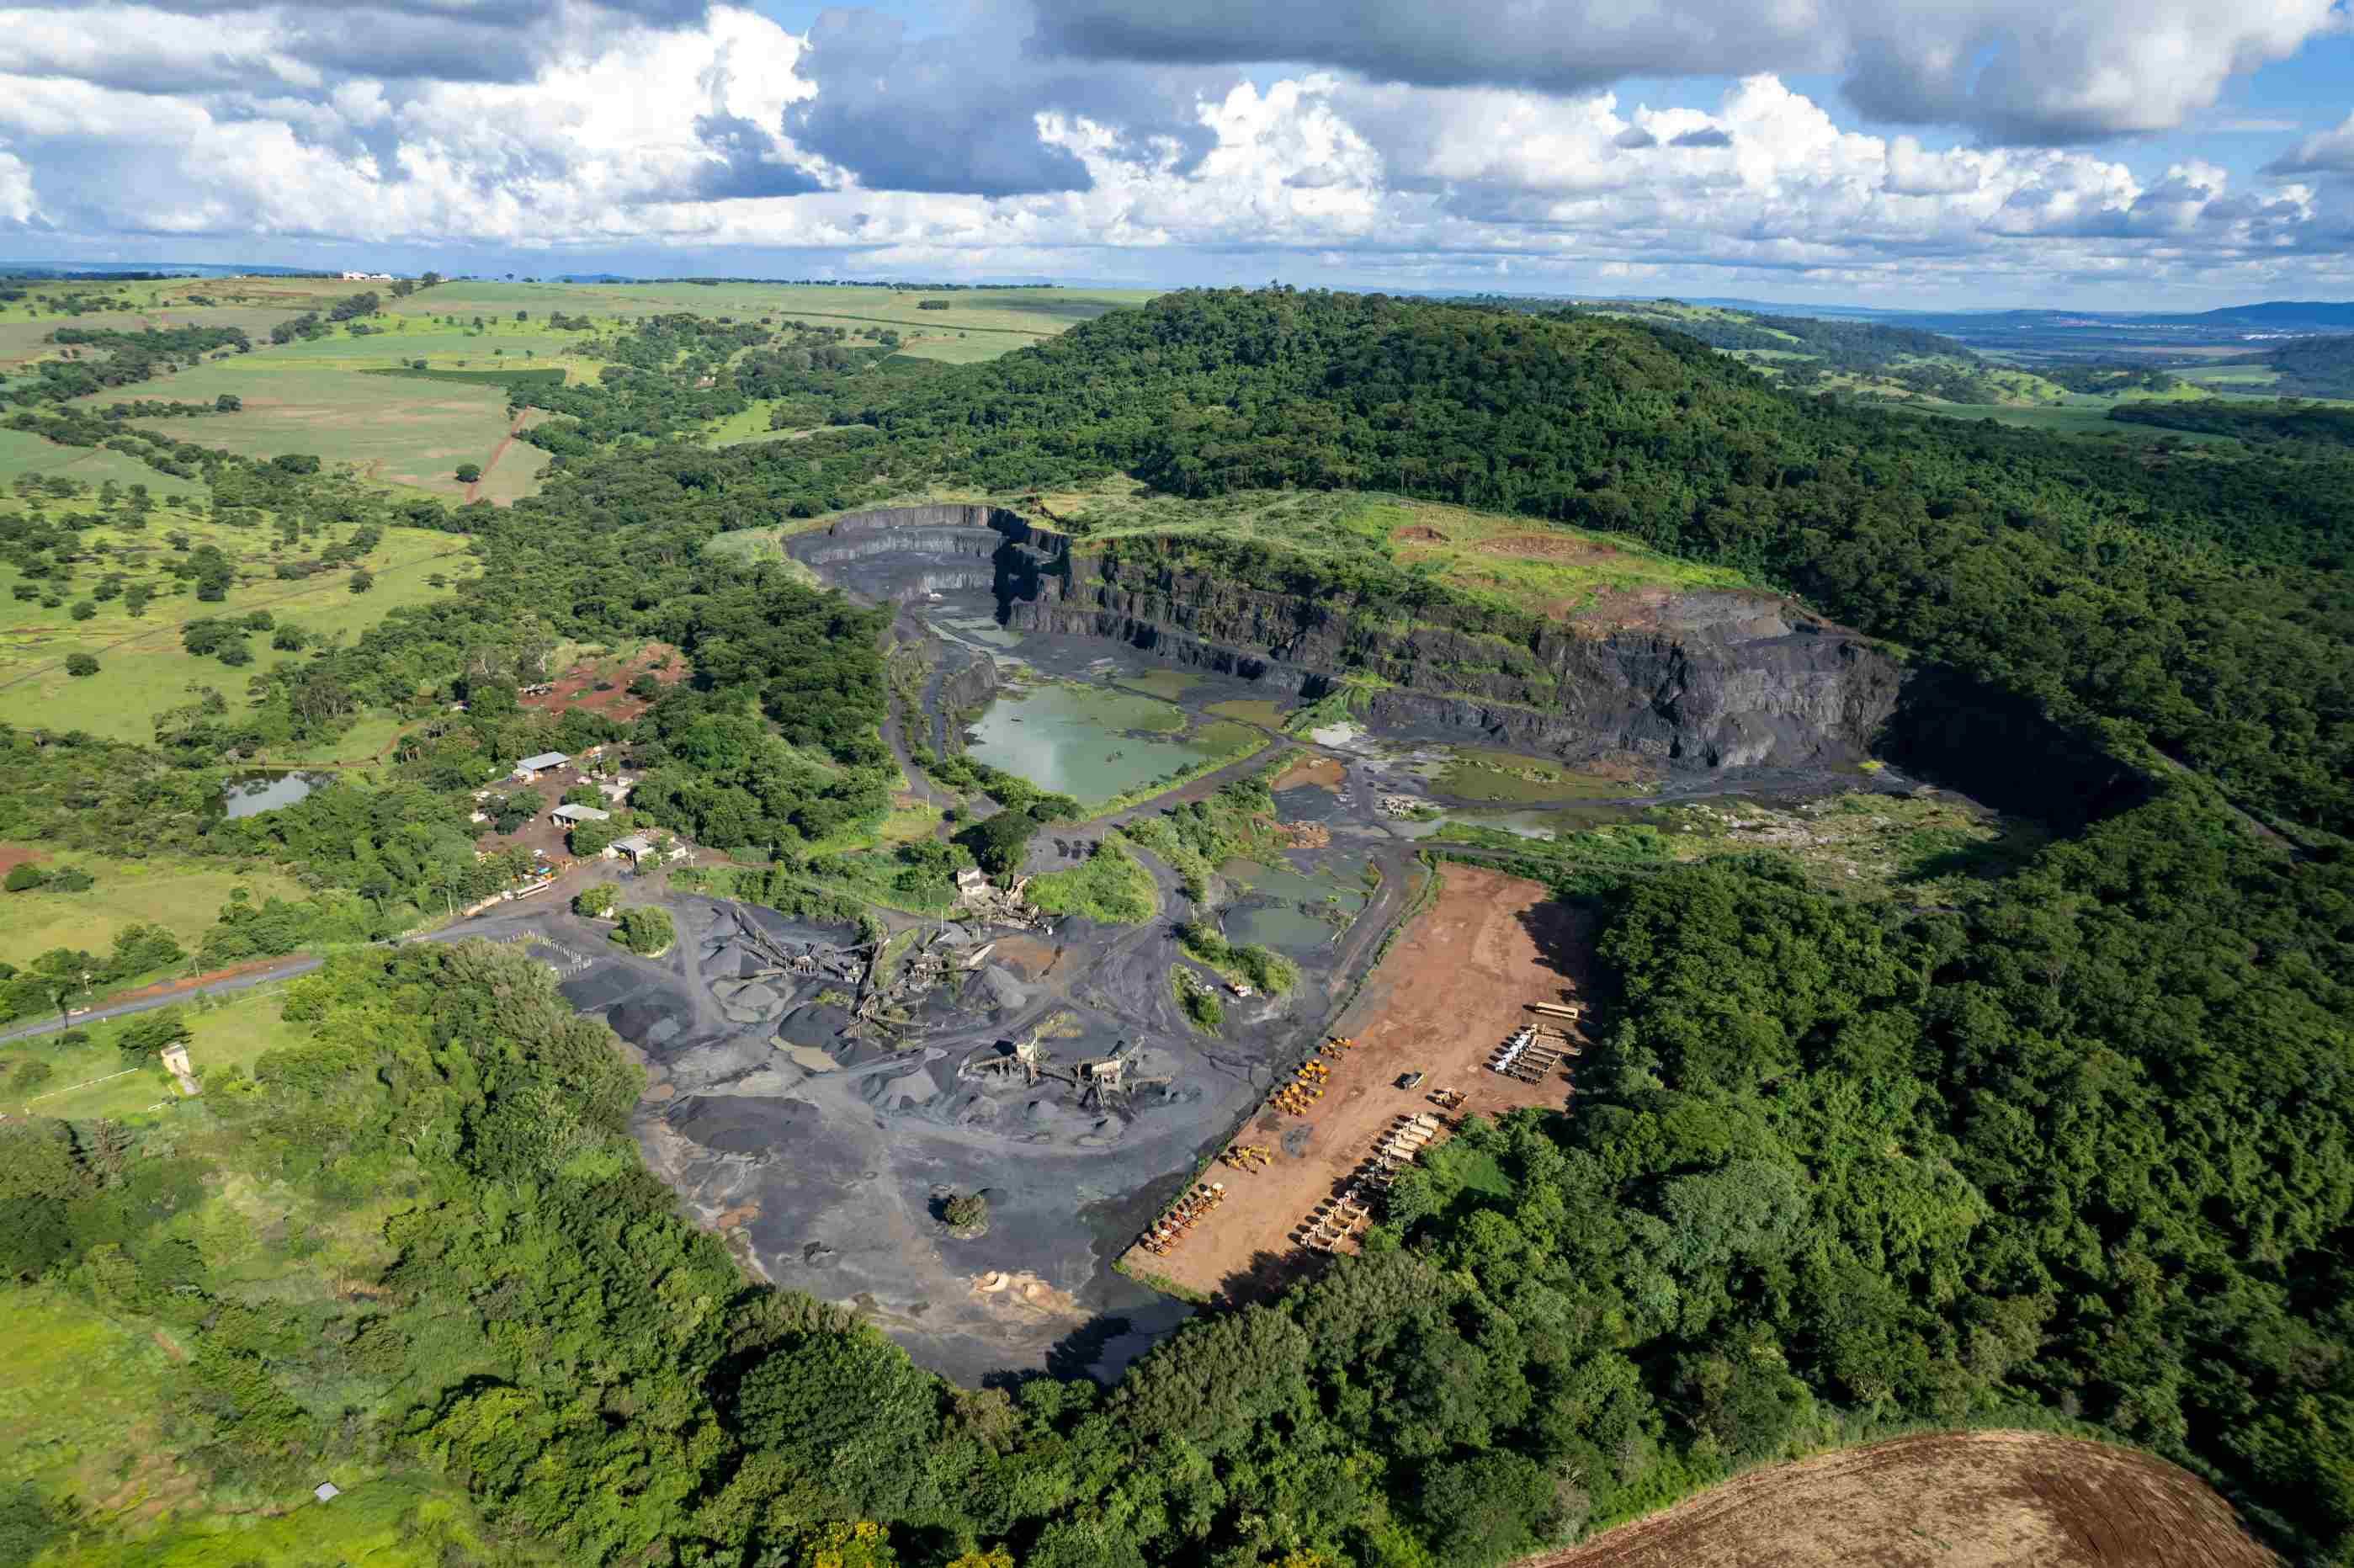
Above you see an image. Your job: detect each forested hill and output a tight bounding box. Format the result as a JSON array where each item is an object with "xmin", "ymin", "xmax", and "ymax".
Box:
[
  {"xmin": 849, "ymin": 289, "xmax": 2353, "ymax": 837},
  {"xmin": 2223, "ymin": 332, "xmax": 2354, "ymax": 398}
]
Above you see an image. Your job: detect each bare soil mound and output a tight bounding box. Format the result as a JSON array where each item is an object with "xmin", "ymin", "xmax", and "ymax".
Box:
[{"xmin": 1530, "ymin": 1431, "xmax": 2276, "ymax": 1568}]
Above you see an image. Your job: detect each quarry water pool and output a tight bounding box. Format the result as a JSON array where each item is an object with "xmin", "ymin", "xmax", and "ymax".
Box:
[
  {"xmin": 1218, "ymin": 856, "xmax": 1368, "ymax": 954},
  {"xmin": 964, "ymin": 680, "xmax": 1257, "ymax": 805}
]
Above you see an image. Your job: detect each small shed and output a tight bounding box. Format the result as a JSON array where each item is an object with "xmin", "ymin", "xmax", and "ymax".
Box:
[
  {"xmin": 551, "ymin": 803, "xmax": 611, "ymax": 824},
  {"xmin": 314, "ymin": 1481, "xmax": 341, "ymax": 1503},
  {"xmin": 512, "ymin": 751, "xmax": 570, "ymax": 780},
  {"xmin": 609, "ymin": 832, "xmax": 656, "ymax": 866}
]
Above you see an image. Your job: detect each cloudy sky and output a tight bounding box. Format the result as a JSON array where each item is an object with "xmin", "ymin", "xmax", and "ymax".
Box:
[{"xmin": 3, "ymin": 0, "xmax": 2352, "ymax": 306}]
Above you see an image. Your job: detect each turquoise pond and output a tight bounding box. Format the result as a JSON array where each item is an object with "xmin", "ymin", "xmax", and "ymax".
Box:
[{"xmin": 964, "ymin": 681, "xmax": 1241, "ymax": 805}]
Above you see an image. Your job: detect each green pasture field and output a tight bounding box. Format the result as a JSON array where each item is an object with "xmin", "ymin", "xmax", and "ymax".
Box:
[
  {"xmin": 1, "ymin": 1168, "xmax": 528, "ymax": 1563},
  {"xmin": 49, "ymin": 1470, "xmax": 511, "ymax": 1568},
  {"xmin": 0, "ymin": 505, "xmax": 465, "ymax": 739},
  {"xmin": 2178, "ymin": 364, "xmax": 2283, "ymax": 388},
  {"xmin": 0, "ymin": 1283, "xmax": 194, "ymax": 1537},
  {"xmin": 0, "ymin": 848, "xmax": 306, "ymax": 971},
  {"xmin": 700, "ymin": 400, "xmax": 784, "ymax": 443},
  {"xmin": 0, "ymin": 306, "xmax": 306, "ymax": 368},
  {"xmin": 1900, "ymin": 401, "xmax": 2247, "ymax": 443},
  {"xmin": 1069, "ymin": 487, "xmax": 1751, "ymax": 625},
  {"xmin": 88, "ymin": 358, "xmax": 547, "ymax": 502},
  {"xmin": 262, "ymin": 322, "xmax": 588, "ymax": 365},
  {"xmin": 0, "ymin": 428, "xmax": 202, "ymax": 498},
  {"xmin": 141, "ymin": 304, "xmax": 311, "ymax": 340},
  {"xmin": 2, "ymin": 986, "xmax": 311, "ymax": 1120},
  {"xmin": 377, "ymin": 279, "xmax": 1154, "ymax": 336},
  {"xmin": 0, "ymin": 290, "xmax": 153, "ymax": 327},
  {"xmin": 0, "ymin": 315, "xmax": 118, "ymax": 367},
  {"xmin": 892, "ymin": 332, "xmax": 1039, "ymax": 364}
]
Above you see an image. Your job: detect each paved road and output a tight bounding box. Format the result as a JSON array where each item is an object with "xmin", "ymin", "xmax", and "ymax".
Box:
[
  {"xmin": 0, "ymin": 955, "xmax": 327, "ymax": 1044},
  {"xmin": 0, "ymin": 904, "xmax": 545, "ymax": 1044}
]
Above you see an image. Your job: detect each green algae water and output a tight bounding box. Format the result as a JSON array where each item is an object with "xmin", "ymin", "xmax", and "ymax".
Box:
[{"xmin": 965, "ymin": 682, "xmax": 1242, "ymax": 805}]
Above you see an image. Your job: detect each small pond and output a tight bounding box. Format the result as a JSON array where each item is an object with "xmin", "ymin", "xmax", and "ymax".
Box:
[
  {"xmin": 964, "ymin": 682, "xmax": 1246, "ymax": 805},
  {"xmin": 1217, "ymin": 856, "xmax": 1368, "ymax": 955},
  {"xmin": 219, "ymin": 769, "xmax": 332, "ymax": 820}
]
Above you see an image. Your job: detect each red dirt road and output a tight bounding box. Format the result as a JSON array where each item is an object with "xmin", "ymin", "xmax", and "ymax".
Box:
[
  {"xmin": 463, "ymin": 405, "xmax": 533, "ymax": 502},
  {"xmin": 1527, "ymin": 1430, "xmax": 2277, "ymax": 1568}
]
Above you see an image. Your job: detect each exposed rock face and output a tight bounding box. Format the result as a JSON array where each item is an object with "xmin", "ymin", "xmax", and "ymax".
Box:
[
  {"xmin": 792, "ymin": 505, "xmax": 1905, "ymax": 772},
  {"xmin": 787, "ymin": 507, "xmax": 1057, "ymax": 607},
  {"xmin": 1012, "ymin": 551, "xmax": 1902, "ymax": 769}
]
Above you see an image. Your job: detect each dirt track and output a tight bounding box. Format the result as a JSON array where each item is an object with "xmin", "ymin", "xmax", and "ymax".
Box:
[
  {"xmin": 1528, "ymin": 1430, "xmax": 2277, "ymax": 1568},
  {"xmin": 463, "ymin": 405, "xmax": 533, "ymax": 502}
]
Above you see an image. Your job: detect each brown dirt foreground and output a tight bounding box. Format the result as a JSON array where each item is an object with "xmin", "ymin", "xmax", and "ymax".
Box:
[
  {"xmin": 1525, "ymin": 1431, "xmax": 2278, "ymax": 1568},
  {"xmin": 1124, "ymin": 864, "xmax": 1582, "ymax": 1301}
]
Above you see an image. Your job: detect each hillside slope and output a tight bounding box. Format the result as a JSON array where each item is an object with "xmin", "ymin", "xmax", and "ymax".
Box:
[{"xmin": 849, "ymin": 290, "xmax": 2352, "ymax": 835}]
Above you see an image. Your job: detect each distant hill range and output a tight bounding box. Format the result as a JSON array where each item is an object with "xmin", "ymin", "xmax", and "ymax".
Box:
[
  {"xmin": 1666, "ymin": 296, "xmax": 2354, "ymax": 356},
  {"xmin": 0, "ymin": 261, "xmax": 327, "ymax": 279}
]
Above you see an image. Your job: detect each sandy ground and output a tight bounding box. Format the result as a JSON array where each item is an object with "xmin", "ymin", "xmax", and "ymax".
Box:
[
  {"xmin": 1124, "ymin": 864, "xmax": 1586, "ymax": 1301},
  {"xmin": 1528, "ymin": 1430, "xmax": 2278, "ymax": 1568}
]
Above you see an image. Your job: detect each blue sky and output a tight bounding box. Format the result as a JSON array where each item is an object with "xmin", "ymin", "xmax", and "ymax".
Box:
[{"xmin": 3, "ymin": 0, "xmax": 2351, "ymax": 307}]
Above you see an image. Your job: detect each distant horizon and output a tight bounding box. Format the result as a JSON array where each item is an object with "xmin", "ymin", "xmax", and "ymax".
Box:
[{"xmin": 8, "ymin": 259, "xmax": 2353, "ymax": 322}]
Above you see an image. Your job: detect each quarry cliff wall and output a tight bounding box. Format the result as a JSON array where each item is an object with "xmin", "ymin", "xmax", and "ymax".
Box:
[
  {"xmin": 1004, "ymin": 545, "xmax": 1901, "ymax": 769},
  {"xmin": 792, "ymin": 505, "xmax": 1902, "ymax": 771}
]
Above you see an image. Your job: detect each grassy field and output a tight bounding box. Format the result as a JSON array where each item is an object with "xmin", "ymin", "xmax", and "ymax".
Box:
[
  {"xmin": 0, "ymin": 848, "xmax": 306, "ymax": 970},
  {"xmin": 0, "ymin": 430, "xmax": 204, "ymax": 499},
  {"xmin": 2, "ymin": 985, "xmax": 311, "ymax": 1120},
  {"xmin": 2177, "ymin": 364, "xmax": 2284, "ymax": 390},
  {"xmin": 0, "ymin": 1284, "xmax": 505, "ymax": 1565},
  {"xmin": 8, "ymin": 279, "xmax": 1152, "ymax": 531},
  {"xmin": 1067, "ymin": 487, "xmax": 1751, "ymax": 625},
  {"xmin": 0, "ymin": 1284, "xmax": 195, "ymax": 1539},
  {"xmin": 1435, "ymin": 789, "xmax": 2044, "ymax": 909},
  {"xmin": 701, "ymin": 526, "xmax": 819, "ymax": 584},
  {"xmin": 0, "ymin": 500, "xmax": 464, "ymax": 739},
  {"xmin": 0, "ymin": 1098, "xmax": 532, "ymax": 1566},
  {"xmin": 90, "ymin": 358, "xmax": 548, "ymax": 502},
  {"xmin": 1894, "ymin": 401, "xmax": 2248, "ymax": 443},
  {"xmin": 1025, "ymin": 838, "xmax": 1160, "ymax": 923},
  {"xmin": 363, "ymin": 279, "xmax": 1149, "ymax": 365}
]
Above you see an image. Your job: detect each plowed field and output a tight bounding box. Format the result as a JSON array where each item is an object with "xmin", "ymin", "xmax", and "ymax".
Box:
[{"xmin": 1530, "ymin": 1430, "xmax": 2275, "ymax": 1568}]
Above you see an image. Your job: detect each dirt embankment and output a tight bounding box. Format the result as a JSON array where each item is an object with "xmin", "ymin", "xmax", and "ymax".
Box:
[{"xmin": 1527, "ymin": 1430, "xmax": 2277, "ymax": 1568}]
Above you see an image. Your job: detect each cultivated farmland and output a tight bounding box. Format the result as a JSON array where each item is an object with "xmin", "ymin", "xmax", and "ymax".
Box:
[
  {"xmin": 1528, "ymin": 1429, "xmax": 2277, "ymax": 1568},
  {"xmin": 10, "ymin": 278, "xmax": 1155, "ymax": 516},
  {"xmin": 95, "ymin": 357, "xmax": 552, "ymax": 502}
]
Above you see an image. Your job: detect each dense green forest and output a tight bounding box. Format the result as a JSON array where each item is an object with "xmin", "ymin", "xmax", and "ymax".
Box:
[
  {"xmin": 6, "ymin": 790, "xmax": 2346, "ymax": 1565},
  {"xmin": 2112, "ymin": 396, "xmax": 2354, "ymax": 448},
  {"xmin": 1453, "ymin": 295, "xmax": 1973, "ymax": 369},
  {"xmin": 2222, "ymin": 334, "xmax": 2354, "ymax": 398},
  {"xmin": 3, "ymin": 287, "xmax": 2352, "ymax": 1565},
  {"xmin": 807, "ymin": 290, "xmax": 2351, "ymax": 836}
]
